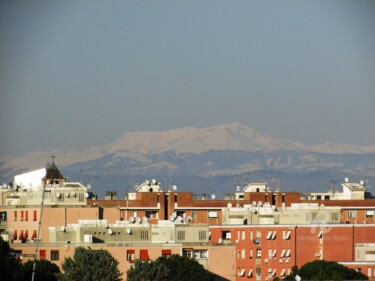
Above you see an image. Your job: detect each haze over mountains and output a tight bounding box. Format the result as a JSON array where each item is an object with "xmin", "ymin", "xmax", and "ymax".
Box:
[{"xmin": 1, "ymin": 123, "xmax": 374, "ymax": 198}]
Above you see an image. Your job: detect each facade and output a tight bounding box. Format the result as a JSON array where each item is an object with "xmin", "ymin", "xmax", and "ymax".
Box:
[{"xmin": 1, "ymin": 163, "xmax": 375, "ymax": 280}]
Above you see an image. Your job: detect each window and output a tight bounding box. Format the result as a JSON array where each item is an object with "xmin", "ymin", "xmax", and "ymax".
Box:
[
  {"xmin": 0, "ymin": 211, "xmax": 7, "ymax": 221},
  {"xmin": 241, "ymin": 249, "xmax": 246, "ymax": 259},
  {"xmin": 25, "ymin": 211, "xmax": 28, "ymax": 221},
  {"xmin": 222, "ymin": 231, "xmax": 231, "ymax": 240},
  {"xmin": 256, "ymin": 268, "xmax": 261, "ymax": 277},
  {"xmin": 208, "ymin": 211, "xmax": 218, "ymax": 218},
  {"xmin": 268, "ymin": 249, "xmax": 273, "ymax": 258},
  {"xmin": 312, "ymin": 212, "xmax": 318, "ymax": 221},
  {"xmin": 127, "ymin": 250, "xmax": 135, "ymax": 263},
  {"xmin": 14, "ymin": 211, "xmax": 17, "ymax": 221},
  {"xmin": 183, "ymin": 249, "xmax": 192, "ymax": 258},
  {"xmin": 193, "ymin": 250, "xmax": 208, "ymax": 259},
  {"xmin": 141, "ymin": 230, "xmax": 149, "ymax": 240},
  {"xmin": 174, "ymin": 194, "xmax": 177, "ymax": 203},
  {"xmin": 256, "ymin": 231, "xmax": 261, "ymax": 239},
  {"xmin": 146, "ymin": 210, "xmax": 158, "ymax": 219},
  {"xmin": 162, "ymin": 249, "xmax": 171, "ymax": 258},
  {"xmin": 199, "ymin": 230, "xmax": 207, "ymax": 241},
  {"xmin": 366, "ymin": 210, "xmax": 374, "ymax": 217},
  {"xmin": 79, "ymin": 193, "xmax": 84, "ymax": 202},
  {"xmin": 21, "ymin": 211, "xmax": 24, "ymax": 221},
  {"xmin": 33, "ymin": 211, "xmax": 37, "ymax": 221},
  {"xmin": 51, "ymin": 250, "xmax": 59, "ymax": 261},
  {"xmin": 331, "ymin": 213, "xmax": 339, "ymax": 221},
  {"xmin": 242, "ymin": 231, "xmax": 246, "ymax": 240},
  {"xmin": 283, "ymin": 230, "xmax": 291, "ymax": 240},
  {"xmin": 348, "ymin": 211, "xmax": 357, "ymax": 218},
  {"xmin": 140, "ymin": 250, "xmax": 149, "ymax": 261},
  {"xmin": 177, "ymin": 230, "xmax": 186, "ymax": 241}
]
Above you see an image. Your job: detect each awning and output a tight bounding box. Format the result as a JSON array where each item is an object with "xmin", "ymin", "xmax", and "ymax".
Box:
[
  {"xmin": 23, "ymin": 230, "xmax": 28, "ymax": 240},
  {"xmin": 19, "ymin": 230, "xmax": 23, "ymax": 240},
  {"xmin": 285, "ymin": 231, "xmax": 291, "ymax": 240},
  {"xmin": 238, "ymin": 268, "xmax": 245, "ymax": 277},
  {"xmin": 248, "ymin": 269, "xmax": 253, "ymax": 277},
  {"xmin": 162, "ymin": 250, "xmax": 171, "ymax": 255},
  {"xmin": 31, "ymin": 230, "xmax": 37, "ymax": 240},
  {"xmin": 317, "ymin": 230, "xmax": 323, "ymax": 238},
  {"xmin": 127, "ymin": 250, "xmax": 135, "ymax": 254},
  {"xmin": 286, "ymin": 249, "xmax": 291, "ymax": 257},
  {"xmin": 13, "ymin": 230, "xmax": 17, "ymax": 240},
  {"xmin": 140, "ymin": 250, "xmax": 149, "ymax": 261},
  {"xmin": 272, "ymin": 230, "xmax": 277, "ymax": 239},
  {"xmin": 280, "ymin": 268, "xmax": 286, "ymax": 276},
  {"xmin": 266, "ymin": 230, "xmax": 272, "ymax": 240},
  {"xmin": 280, "ymin": 249, "xmax": 286, "ymax": 258}
]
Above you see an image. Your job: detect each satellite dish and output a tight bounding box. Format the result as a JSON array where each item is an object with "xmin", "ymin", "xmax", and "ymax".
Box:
[
  {"xmin": 71, "ymin": 191, "xmax": 76, "ymax": 197},
  {"xmin": 60, "ymin": 226, "xmax": 66, "ymax": 232},
  {"xmin": 56, "ymin": 192, "xmax": 61, "ymax": 198},
  {"xmin": 186, "ymin": 216, "xmax": 192, "ymax": 222},
  {"xmin": 126, "ymin": 228, "xmax": 132, "ymax": 234},
  {"xmin": 172, "ymin": 212, "xmax": 177, "ymax": 218},
  {"xmin": 172, "ymin": 185, "xmax": 177, "ymax": 191},
  {"xmin": 142, "ymin": 217, "xmax": 148, "ymax": 223},
  {"xmin": 227, "ymin": 203, "xmax": 232, "ymax": 208},
  {"xmin": 236, "ymin": 186, "xmax": 240, "ymax": 192},
  {"xmin": 129, "ymin": 216, "xmax": 135, "ymax": 223},
  {"xmin": 2, "ymin": 183, "xmax": 6, "ymax": 189},
  {"xmin": 211, "ymin": 194, "xmax": 216, "ymax": 200},
  {"xmin": 84, "ymin": 192, "xmax": 89, "ymax": 198},
  {"xmin": 65, "ymin": 192, "xmax": 70, "ymax": 198},
  {"xmin": 136, "ymin": 217, "xmax": 142, "ymax": 224},
  {"xmin": 87, "ymin": 184, "xmax": 91, "ymax": 189},
  {"xmin": 169, "ymin": 215, "xmax": 174, "ymax": 221},
  {"xmin": 151, "ymin": 179, "xmax": 156, "ymax": 185},
  {"xmin": 107, "ymin": 228, "xmax": 113, "ymax": 235},
  {"xmin": 252, "ymin": 201, "xmax": 257, "ymax": 207},
  {"xmin": 345, "ymin": 177, "xmax": 349, "ymax": 183},
  {"xmin": 257, "ymin": 201, "xmax": 262, "ymax": 207},
  {"xmin": 360, "ymin": 180, "xmax": 365, "ymax": 185},
  {"xmin": 145, "ymin": 180, "xmax": 150, "ymax": 185}
]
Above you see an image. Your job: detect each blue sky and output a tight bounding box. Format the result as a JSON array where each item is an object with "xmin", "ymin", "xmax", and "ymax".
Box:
[{"xmin": 1, "ymin": 0, "xmax": 375, "ymax": 157}]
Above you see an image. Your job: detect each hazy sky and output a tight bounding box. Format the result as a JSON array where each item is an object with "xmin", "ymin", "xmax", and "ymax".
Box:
[{"xmin": 1, "ymin": 0, "xmax": 375, "ymax": 157}]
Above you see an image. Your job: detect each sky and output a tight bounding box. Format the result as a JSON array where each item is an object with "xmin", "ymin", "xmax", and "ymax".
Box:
[{"xmin": 1, "ymin": 0, "xmax": 375, "ymax": 157}]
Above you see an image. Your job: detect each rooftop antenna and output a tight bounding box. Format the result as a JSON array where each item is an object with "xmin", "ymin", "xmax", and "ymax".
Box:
[
  {"xmin": 328, "ymin": 178, "xmax": 336, "ymax": 192},
  {"xmin": 31, "ymin": 163, "xmax": 48, "ymax": 281}
]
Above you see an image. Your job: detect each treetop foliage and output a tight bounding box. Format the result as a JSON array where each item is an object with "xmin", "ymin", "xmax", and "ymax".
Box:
[
  {"xmin": 283, "ymin": 260, "xmax": 368, "ymax": 281},
  {"xmin": 127, "ymin": 254, "xmax": 215, "ymax": 281},
  {"xmin": 61, "ymin": 247, "xmax": 122, "ymax": 281}
]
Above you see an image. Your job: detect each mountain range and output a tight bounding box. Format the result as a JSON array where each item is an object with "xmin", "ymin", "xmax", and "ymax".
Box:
[{"xmin": 1, "ymin": 123, "xmax": 374, "ymax": 198}]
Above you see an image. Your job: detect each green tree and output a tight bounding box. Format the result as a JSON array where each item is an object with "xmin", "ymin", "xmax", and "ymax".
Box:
[
  {"xmin": 22, "ymin": 259, "xmax": 61, "ymax": 281},
  {"xmin": 127, "ymin": 255, "xmax": 215, "ymax": 281},
  {"xmin": 284, "ymin": 260, "xmax": 368, "ymax": 281},
  {"xmin": 0, "ymin": 237, "xmax": 24, "ymax": 281},
  {"xmin": 126, "ymin": 259, "xmax": 169, "ymax": 281},
  {"xmin": 61, "ymin": 247, "xmax": 122, "ymax": 281}
]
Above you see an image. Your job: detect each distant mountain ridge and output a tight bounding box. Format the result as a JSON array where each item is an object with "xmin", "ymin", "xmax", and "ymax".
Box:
[{"xmin": 1, "ymin": 123, "xmax": 375, "ymax": 185}]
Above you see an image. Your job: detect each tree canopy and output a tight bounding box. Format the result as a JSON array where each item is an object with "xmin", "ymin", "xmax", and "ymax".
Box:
[
  {"xmin": 0, "ymin": 237, "xmax": 24, "ymax": 281},
  {"xmin": 127, "ymin": 254, "xmax": 215, "ymax": 281},
  {"xmin": 61, "ymin": 247, "xmax": 122, "ymax": 281},
  {"xmin": 283, "ymin": 260, "xmax": 368, "ymax": 281}
]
